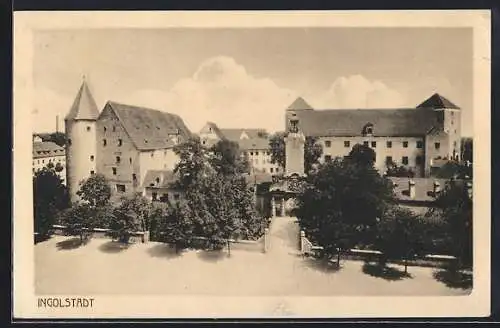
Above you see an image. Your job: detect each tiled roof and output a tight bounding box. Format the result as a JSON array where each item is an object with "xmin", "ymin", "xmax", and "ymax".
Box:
[
  {"xmin": 238, "ymin": 138, "xmax": 271, "ymax": 150},
  {"xmin": 65, "ymin": 81, "xmax": 100, "ymax": 121},
  {"xmin": 294, "ymin": 108, "xmax": 440, "ymax": 137},
  {"xmin": 204, "ymin": 122, "xmax": 225, "ymax": 139},
  {"xmin": 141, "ymin": 170, "xmax": 179, "ymax": 189},
  {"xmin": 106, "ymin": 101, "xmax": 192, "ymax": 151},
  {"xmin": 287, "ymin": 97, "xmax": 314, "ymax": 111},
  {"xmin": 389, "ymin": 177, "xmax": 469, "ymax": 203},
  {"xmin": 33, "ymin": 141, "xmax": 65, "ymax": 158},
  {"xmin": 219, "ymin": 128, "xmax": 268, "ymax": 141},
  {"xmin": 417, "ymin": 93, "xmax": 460, "ymax": 110}
]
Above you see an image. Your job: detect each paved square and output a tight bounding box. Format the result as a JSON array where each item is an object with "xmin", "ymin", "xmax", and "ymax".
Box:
[{"xmin": 35, "ymin": 217, "xmax": 471, "ymax": 296}]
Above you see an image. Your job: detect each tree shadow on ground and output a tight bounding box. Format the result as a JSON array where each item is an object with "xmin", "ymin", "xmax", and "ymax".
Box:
[
  {"xmin": 432, "ymin": 269, "xmax": 473, "ymax": 290},
  {"xmin": 197, "ymin": 249, "xmax": 227, "ymax": 263},
  {"xmin": 98, "ymin": 240, "xmax": 131, "ymax": 254},
  {"xmin": 56, "ymin": 237, "xmax": 89, "ymax": 251},
  {"xmin": 35, "ymin": 234, "xmax": 51, "ymax": 245},
  {"xmin": 362, "ymin": 262, "xmax": 413, "ymax": 281},
  {"xmin": 302, "ymin": 257, "xmax": 342, "ymax": 274},
  {"xmin": 147, "ymin": 244, "xmax": 184, "ymax": 259}
]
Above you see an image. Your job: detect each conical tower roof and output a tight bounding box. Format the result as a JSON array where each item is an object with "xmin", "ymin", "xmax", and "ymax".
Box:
[
  {"xmin": 65, "ymin": 80, "xmax": 100, "ymax": 121},
  {"xmin": 286, "ymin": 97, "xmax": 314, "ymax": 111},
  {"xmin": 416, "ymin": 93, "xmax": 460, "ymax": 110}
]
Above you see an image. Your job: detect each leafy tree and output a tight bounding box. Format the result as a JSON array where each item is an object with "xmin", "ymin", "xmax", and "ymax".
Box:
[
  {"xmin": 461, "ymin": 138, "xmax": 473, "ymax": 163},
  {"xmin": 33, "ymin": 167, "xmax": 70, "ymax": 239},
  {"xmin": 158, "ymin": 202, "xmax": 195, "ymax": 252},
  {"xmin": 76, "ymin": 174, "xmax": 112, "ymax": 209},
  {"xmin": 173, "ymin": 136, "xmax": 212, "ymax": 188},
  {"xmin": 374, "ymin": 206, "xmax": 426, "ymax": 273},
  {"xmin": 209, "ymin": 139, "xmax": 250, "ymax": 176},
  {"xmin": 345, "ymin": 143, "xmax": 376, "ymax": 168},
  {"xmin": 61, "ymin": 202, "xmax": 113, "ymax": 242},
  {"xmin": 109, "ymin": 194, "xmax": 152, "ymax": 243},
  {"xmin": 434, "ymin": 161, "xmax": 472, "ymax": 179},
  {"xmin": 296, "ymin": 147, "xmax": 395, "ymax": 265},
  {"xmin": 47, "ymin": 132, "xmax": 67, "ymax": 147},
  {"xmin": 55, "ymin": 162, "xmax": 64, "ymax": 173},
  {"xmin": 428, "ymin": 180, "xmax": 473, "ymax": 269},
  {"xmin": 268, "ymin": 132, "xmax": 323, "ymax": 174},
  {"xmin": 385, "ymin": 162, "xmax": 415, "ymax": 178}
]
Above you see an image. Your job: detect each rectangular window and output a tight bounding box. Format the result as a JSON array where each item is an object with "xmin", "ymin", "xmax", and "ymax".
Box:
[
  {"xmin": 132, "ymin": 173, "xmax": 137, "ymax": 180},
  {"xmin": 325, "ymin": 140, "xmax": 331, "ymax": 148},
  {"xmin": 152, "ymin": 192, "xmax": 158, "ymax": 201},
  {"xmin": 103, "ymin": 139, "xmax": 107, "ymax": 146},
  {"xmin": 250, "ymin": 152, "xmax": 254, "ymax": 156},
  {"xmin": 386, "ymin": 156, "xmax": 393, "ymax": 165},
  {"xmin": 90, "ymin": 155, "xmax": 94, "ymax": 161},
  {"xmin": 344, "ymin": 141, "xmax": 350, "ymax": 148},
  {"xmin": 255, "ymin": 151, "xmax": 259, "ymax": 156},
  {"xmin": 435, "ymin": 142, "xmax": 441, "ymax": 150},
  {"xmin": 270, "ymin": 167, "xmax": 274, "ymax": 173},
  {"xmin": 363, "ymin": 141, "xmax": 369, "ymax": 147},
  {"xmin": 118, "ymin": 139, "xmax": 123, "ymax": 147},
  {"xmin": 129, "ymin": 157, "xmax": 132, "ymax": 164},
  {"xmin": 116, "ymin": 156, "xmax": 121, "ymax": 164},
  {"xmin": 112, "ymin": 167, "xmax": 117, "ymax": 175},
  {"xmin": 402, "ymin": 156, "xmax": 409, "ymax": 165},
  {"xmin": 416, "ymin": 141, "xmax": 423, "ymax": 149},
  {"xmin": 371, "ymin": 141, "xmax": 377, "ymax": 148},
  {"xmin": 160, "ymin": 194, "xmax": 168, "ymax": 203},
  {"xmin": 416, "ymin": 156, "xmax": 423, "ymax": 165},
  {"xmin": 90, "ymin": 170, "xmax": 95, "ymax": 175},
  {"xmin": 403, "ymin": 141, "xmax": 408, "ymax": 148},
  {"xmin": 116, "ymin": 184, "xmax": 126, "ymax": 193},
  {"xmin": 104, "ymin": 127, "xmax": 107, "ymax": 132},
  {"xmin": 386, "ymin": 141, "xmax": 392, "ymax": 148},
  {"xmin": 324, "ymin": 155, "xmax": 332, "ymax": 162}
]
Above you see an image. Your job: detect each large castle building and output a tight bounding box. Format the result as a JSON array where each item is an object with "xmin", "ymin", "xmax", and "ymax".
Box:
[
  {"xmin": 284, "ymin": 94, "xmax": 462, "ymax": 178},
  {"xmin": 64, "ymin": 80, "xmax": 191, "ymax": 203}
]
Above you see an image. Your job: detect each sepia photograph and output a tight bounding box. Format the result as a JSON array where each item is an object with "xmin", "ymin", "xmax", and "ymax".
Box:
[{"xmin": 13, "ymin": 10, "xmax": 491, "ymax": 319}]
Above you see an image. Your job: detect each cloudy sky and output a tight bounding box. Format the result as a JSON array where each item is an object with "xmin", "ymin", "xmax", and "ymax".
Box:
[{"xmin": 33, "ymin": 28, "xmax": 473, "ymax": 136}]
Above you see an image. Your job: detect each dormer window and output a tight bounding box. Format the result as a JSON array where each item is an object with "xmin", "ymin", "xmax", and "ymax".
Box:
[
  {"xmin": 155, "ymin": 177, "xmax": 160, "ymax": 184},
  {"xmin": 363, "ymin": 123, "xmax": 374, "ymax": 136}
]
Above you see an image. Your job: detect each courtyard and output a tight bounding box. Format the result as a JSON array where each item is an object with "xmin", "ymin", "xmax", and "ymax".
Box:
[{"xmin": 35, "ymin": 217, "xmax": 471, "ymax": 296}]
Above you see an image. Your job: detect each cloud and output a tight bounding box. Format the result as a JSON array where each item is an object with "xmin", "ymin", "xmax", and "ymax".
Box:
[
  {"xmin": 123, "ymin": 56, "xmax": 297, "ymax": 133},
  {"xmin": 314, "ymin": 74, "xmax": 407, "ymax": 109},
  {"xmin": 33, "ymin": 87, "xmax": 74, "ymax": 133},
  {"xmin": 32, "ymin": 59, "xmax": 408, "ymax": 135}
]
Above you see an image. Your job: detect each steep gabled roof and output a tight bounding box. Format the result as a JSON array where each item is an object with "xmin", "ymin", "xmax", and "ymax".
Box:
[
  {"xmin": 287, "ymin": 97, "xmax": 314, "ymax": 111},
  {"xmin": 417, "ymin": 93, "xmax": 460, "ymax": 110},
  {"xmin": 33, "ymin": 141, "xmax": 65, "ymax": 158},
  {"xmin": 203, "ymin": 121, "xmax": 225, "ymax": 139},
  {"xmin": 105, "ymin": 101, "xmax": 192, "ymax": 151},
  {"xmin": 65, "ymin": 80, "xmax": 100, "ymax": 121},
  {"xmin": 294, "ymin": 108, "xmax": 440, "ymax": 137},
  {"xmin": 238, "ymin": 137, "xmax": 271, "ymax": 150},
  {"xmin": 219, "ymin": 128, "xmax": 268, "ymax": 141}
]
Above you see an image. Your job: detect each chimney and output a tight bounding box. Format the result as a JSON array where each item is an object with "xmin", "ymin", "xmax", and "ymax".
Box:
[
  {"xmin": 433, "ymin": 180, "xmax": 441, "ymax": 195},
  {"xmin": 56, "ymin": 115, "xmax": 59, "ymax": 133},
  {"xmin": 408, "ymin": 179, "xmax": 416, "ymax": 199}
]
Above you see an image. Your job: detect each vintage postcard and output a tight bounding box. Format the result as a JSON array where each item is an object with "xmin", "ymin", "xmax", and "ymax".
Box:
[{"xmin": 13, "ymin": 10, "xmax": 491, "ymax": 319}]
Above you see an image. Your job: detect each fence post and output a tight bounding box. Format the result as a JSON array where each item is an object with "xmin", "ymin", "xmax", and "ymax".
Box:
[
  {"xmin": 300, "ymin": 230, "xmax": 305, "ymax": 254},
  {"xmin": 263, "ymin": 228, "xmax": 269, "ymax": 253}
]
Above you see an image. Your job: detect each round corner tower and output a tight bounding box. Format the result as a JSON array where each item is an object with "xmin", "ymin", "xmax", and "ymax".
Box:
[{"xmin": 64, "ymin": 79, "xmax": 100, "ymax": 202}]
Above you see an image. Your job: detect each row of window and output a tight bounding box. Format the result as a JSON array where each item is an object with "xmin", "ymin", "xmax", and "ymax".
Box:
[
  {"xmin": 33, "ymin": 157, "xmax": 64, "ymax": 165},
  {"xmin": 324, "ymin": 155, "xmax": 424, "ymax": 166},
  {"xmin": 102, "ymin": 139, "xmax": 123, "ymax": 147},
  {"xmin": 324, "ymin": 140, "xmax": 439, "ymax": 150},
  {"xmin": 245, "ymin": 151, "xmax": 271, "ymax": 157}
]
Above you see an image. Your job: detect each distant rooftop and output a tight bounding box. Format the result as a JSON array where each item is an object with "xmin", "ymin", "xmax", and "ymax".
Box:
[{"xmin": 33, "ymin": 141, "xmax": 65, "ymax": 159}]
